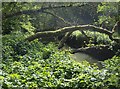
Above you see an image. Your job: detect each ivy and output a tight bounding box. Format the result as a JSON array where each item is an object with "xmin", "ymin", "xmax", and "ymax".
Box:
[{"xmin": 1, "ymin": 32, "xmax": 120, "ymax": 88}]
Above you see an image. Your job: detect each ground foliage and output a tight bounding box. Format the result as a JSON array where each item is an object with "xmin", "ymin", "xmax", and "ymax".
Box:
[{"xmin": 1, "ymin": 32, "xmax": 120, "ymax": 89}]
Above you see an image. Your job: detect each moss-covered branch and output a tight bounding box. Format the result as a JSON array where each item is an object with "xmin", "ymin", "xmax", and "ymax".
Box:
[{"xmin": 25, "ymin": 25, "xmax": 113, "ymax": 41}]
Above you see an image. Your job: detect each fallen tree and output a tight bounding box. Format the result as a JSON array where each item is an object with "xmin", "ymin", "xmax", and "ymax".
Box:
[
  {"xmin": 25, "ymin": 21, "xmax": 120, "ymax": 50},
  {"xmin": 25, "ymin": 24, "xmax": 118, "ymax": 41}
]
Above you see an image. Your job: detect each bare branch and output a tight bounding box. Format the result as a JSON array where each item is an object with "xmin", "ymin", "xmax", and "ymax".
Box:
[
  {"xmin": 3, "ymin": 3, "xmax": 86, "ymax": 20},
  {"xmin": 43, "ymin": 11, "xmax": 71, "ymax": 25},
  {"xmin": 112, "ymin": 21, "xmax": 120, "ymax": 33}
]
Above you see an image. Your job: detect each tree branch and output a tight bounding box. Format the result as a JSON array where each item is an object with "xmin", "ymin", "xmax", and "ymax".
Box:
[
  {"xmin": 58, "ymin": 32, "xmax": 73, "ymax": 49},
  {"xmin": 43, "ymin": 11, "xmax": 72, "ymax": 25},
  {"xmin": 3, "ymin": 3, "xmax": 86, "ymax": 20},
  {"xmin": 25, "ymin": 25, "xmax": 113, "ymax": 41},
  {"xmin": 112, "ymin": 21, "xmax": 120, "ymax": 33},
  {"xmin": 70, "ymin": 45, "xmax": 115, "ymax": 60}
]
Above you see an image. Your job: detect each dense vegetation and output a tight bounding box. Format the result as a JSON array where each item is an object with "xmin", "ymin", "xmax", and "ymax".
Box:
[
  {"xmin": 1, "ymin": 32, "xmax": 120, "ymax": 88},
  {"xmin": 1, "ymin": 2, "xmax": 120, "ymax": 89}
]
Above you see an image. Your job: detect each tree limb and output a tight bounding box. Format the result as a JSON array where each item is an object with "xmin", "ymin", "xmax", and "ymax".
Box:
[
  {"xmin": 112, "ymin": 21, "xmax": 120, "ymax": 33},
  {"xmin": 58, "ymin": 32, "xmax": 73, "ymax": 49},
  {"xmin": 43, "ymin": 11, "xmax": 72, "ymax": 25},
  {"xmin": 25, "ymin": 24, "xmax": 113, "ymax": 41},
  {"xmin": 3, "ymin": 3, "xmax": 86, "ymax": 20},
  {"xmin": 70, "ymin": 45, "xmax": 115, "ymax": 60}
]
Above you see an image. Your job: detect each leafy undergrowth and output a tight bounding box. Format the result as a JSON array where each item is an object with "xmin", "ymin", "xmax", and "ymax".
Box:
[{"xmin": 1, "ymin": 32, "xmax": 120, "ymax": 89}]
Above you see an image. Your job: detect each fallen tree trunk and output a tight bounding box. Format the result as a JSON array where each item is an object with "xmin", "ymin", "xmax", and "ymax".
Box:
[
  {"xmin": 25, "ymin": 24, "xmax": 113, "ymax": 41},
  {"xmin": 70, "ymin": 45, "xmax": 115, "ymax": 60}
]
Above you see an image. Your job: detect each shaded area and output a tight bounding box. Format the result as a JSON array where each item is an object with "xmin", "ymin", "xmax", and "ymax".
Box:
[{"xmin": 70, "ymin": 53, "xmax": 103, "ymax": 68}]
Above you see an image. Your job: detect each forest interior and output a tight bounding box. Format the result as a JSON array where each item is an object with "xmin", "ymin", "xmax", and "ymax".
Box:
[{"xmin": 1, "ymin": 1, "xmax": 120, "ymax": 89}]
